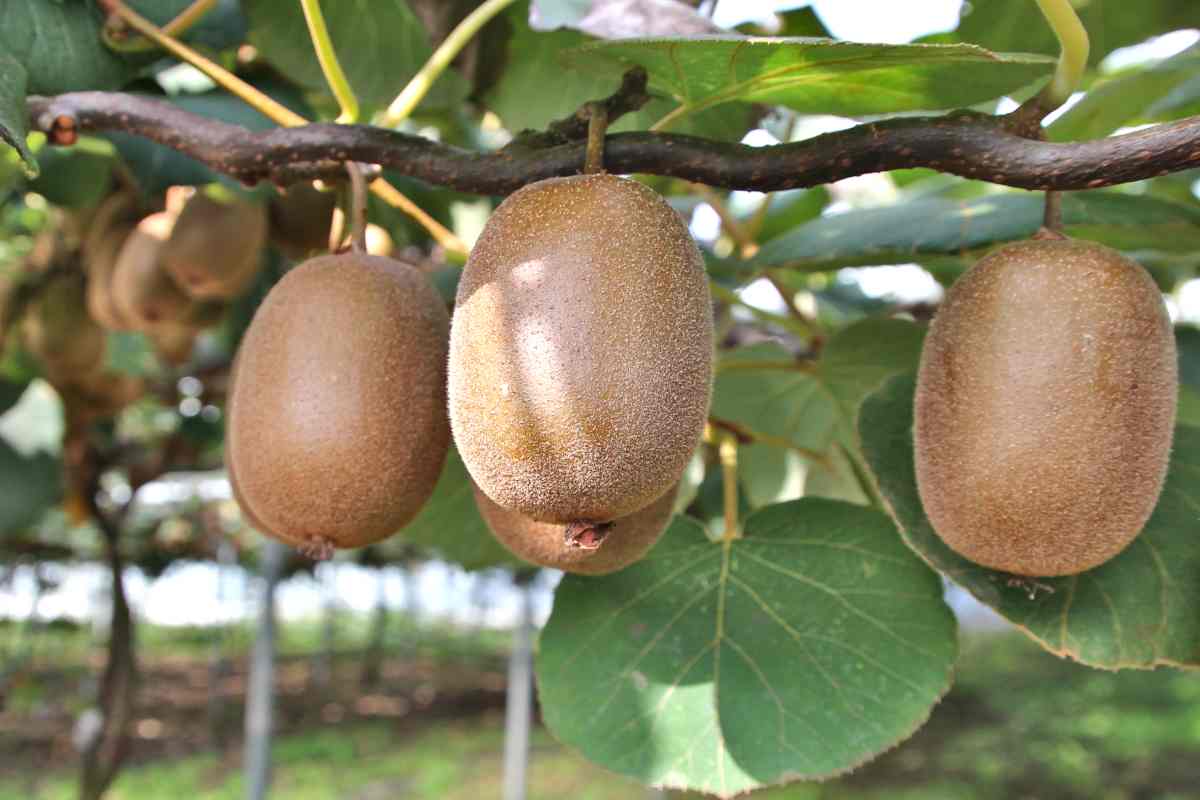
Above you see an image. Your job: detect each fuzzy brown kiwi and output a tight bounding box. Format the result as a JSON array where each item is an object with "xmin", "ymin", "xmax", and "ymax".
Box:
[
  {"xmin": 162, "ymin": 193, "xmax": 267, "ymax": 299},
  {"xmin": 267, "ymin": 183, "xmax": 336, "ymax": 259},
  {"xmin": 449, "ymin": 173, "xmax": 713, "ymax": 525},
  {"xmin": 111, "ymin": 212, "xmax": 196, "ymax": 328},
  {"xmin": 914, "ymin": 236, "xmax": 1177, "ymax": 577},
  {"xmin": 21, "ymin": 271, "xmax": 107, "ymax": 386},
  {"xmin": 226, "ymin": 252, "xmax": 451, "ymax": 554},
  {"xmin": 85, "ymin": 221, "xmax": 136, "ymax": 330},
  {"xmin": 474, "ymin": 482, "xmax": 677, "ymax": 575}
]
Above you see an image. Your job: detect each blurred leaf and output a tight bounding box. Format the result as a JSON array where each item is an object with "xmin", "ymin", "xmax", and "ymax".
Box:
[
  {"xmin": 0, "ymin": 54, "xmax": 35, "ymax": 176},
  {"xmin": 755, "ymin": 187, "xmax": 830, "ymax": 243},
  {"xmin": 244, "ymin": 0, "xmax": 467, "ymax": 115},
  {"xmin": 565, "ymin": 38, "xmax": 1053, "ymax": 119},
  {"xmin": 0, "ymin": 377, "xmax": 28, "ymax": 417},
  {"xmin": 29, "ymin": 142, "xmax": 114, "ymax": 208},
  {"xmin": 754, "ymin": 192, "xmax": 1200, "ymax": 272},
  {"xmin": 951, "ymin": 0, "xmax": 1198, "ymax": 67},
  {"xmin": 0, "ymin": 436, "xmax": 61, "ymax": 536},
  {"xmin": 773, "ymin": 7, "xmax": 831, "ymax": 38},
  {"xmin": 537, "ymin": 503, "xmax": 957, "ymax": 796},
  {"xmin": 860, "ymin": 372, "xmax": 1200, "ymax": 669},
  {"xmin": 485, "ymin": 2, "xmax": 755, "ymax": 140},
  {"xmin": 1050, "ymin": 44, "xmax": 1200, "ymax": 141},
  {"xmin": 1, "ymin": 0, "xmax": 134, "ymax": 93},
  {"xmin": 401, "ymin": 447, "xmax": 519, "ymax": 572},
  {"xmin": 128, "ymin": 0, "xmax": 248, "ymax": 50},
  {"xmin": 105, "ymin": 332, "xmax": 161, "ymax": 377}
]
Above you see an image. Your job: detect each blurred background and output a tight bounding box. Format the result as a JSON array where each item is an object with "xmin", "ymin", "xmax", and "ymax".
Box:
[{"xmin": 3, "ymin": 0, "xmax": 1200, "ymax": 798}]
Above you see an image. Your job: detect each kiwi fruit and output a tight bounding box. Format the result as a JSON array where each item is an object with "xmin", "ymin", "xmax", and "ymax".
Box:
[
  {"xmin": 21, "ymin": 271, "xmax": 107, "ymax": 386},
  {"xmin": 162, "ymin": 193, "xmax": 268, "ymax": 299},
  {"xmin": 474, "ymin": 482, "xmax": 677, "ymax": 575},
  {"xmin": 449, "ymin": 173, "xmax": 713, "ymax": 525},
  {"xmin": 85, "ymin": 221, "xmax": 136, "ymax": 330},
  {"xmin": 914, "ymin": 236, "xmax": 1177, "ymax": 577},
  {"xmin": 226, "ymin": 252, "xmax": 451, "ymax": 554},
  {"xmin": 111, "ymin": 212, "xmax": 196, "ymax": 328},
  {"xmin": 268, "ymin": 183, "xmax": 337, "ymax": 259}
]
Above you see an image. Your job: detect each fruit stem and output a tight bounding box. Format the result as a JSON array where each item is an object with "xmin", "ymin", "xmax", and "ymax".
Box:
[
  {"xmin": 1033, "ymin": 0, "xmax": 1090, "ymax": 106},
  {"xmin": 346, "ymin": 162, "xmax": 369, "ymax": 253},
  {"xmin": 583, "ymin": 102, "xmax": 610, "ymax": 174},
  {"xmin": 379, "ymin": 0, "xmax": 519, "ymax": 128},
  {"xmin": 101, "ymin": 0, "xmax": 216, "ymax": 52},
  {"xmin": 1041, "ymin": 190, "xmax": 1064, "ymax": 234},
  {"xmin": 98, "ymin": 0, "xmax": 468, "ymax": 258},
  {"xmin": 300, "ymin": 0, "xmax": 360, "ymax": 124},
  {"xmin": 718, "ymin": 432, "xmax": 741, "ymax": 541}
]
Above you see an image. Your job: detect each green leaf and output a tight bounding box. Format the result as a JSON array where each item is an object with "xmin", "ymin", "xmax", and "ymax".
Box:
[
  {"xmin": 1, "ymin": 0, "xmax": 134, "ymax": 93},
  {"xmin": 29, "ymin": 140, "xmax": 114, "ymax": 208},
  {"xmin": 1050, "ymin": 45, "xmax": 1200, "ymax": 141},
  {"xmin": 244, "ymin": 0, "xmax": 468, "ymax": 115},
  {"xmin": 128, "ymin": 0, "xmax": 248, "ymax": 50},
  {"xmin": 754, "ymin": 192, "xmax": 1200, "ymax": 273},
  {"xmin": 951, "ymin": 0, "xmax": 1198, "ymax": 67},
  {"xmin": 485, "ymin": 2, "xmax": 755, "ymax": 140},
  {"xmin": 0, "ymin": 53, "xmax": 35, "ymax": 176},
  {"xmin": 536, "ymin": 502, "xmax": 957, "ymax": 797},
  {"xmin": 756, "ymin": 187, "xmax": 830, "ymax": 243},
  {"xmin": 0, "ymin": 436, "xmax": 60, "ymax": 536},
  {"xmin": 860, "ymin": 372, "xmax": 1200, "ymax": 669},
  {"xmin": 564, "ymin": 38, "xmax": 1054, "ymax": 120},
  {"xmin": 400, "ymin": 446, "xmax": 519, "ymax": 572}
]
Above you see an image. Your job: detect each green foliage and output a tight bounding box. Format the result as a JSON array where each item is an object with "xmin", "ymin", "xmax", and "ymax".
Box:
[
  {"xmin": 860, "ymin": 372, "xmax": 1200, "ymax": 670},
  {"xmin": 0, "ymin": 53, "xmax": 35, "ymax": 176},
  {"xmin": 537, "ymin": 506, "xmax": 956, "ymax": 797},
  {"xmin": 0, "ymin": 0, "xmax": 133, "ymax": 93}
]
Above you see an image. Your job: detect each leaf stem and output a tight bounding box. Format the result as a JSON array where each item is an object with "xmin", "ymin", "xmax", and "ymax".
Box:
[
  {"xmin": 102, "ymin": 0, "xmax": 216, "ymax": 52},
  {"xmin": 379, "ymin": 0, "xmax": 517, "ymax": 128},
  {"xmin": 1033, "ymin": 0, "xmax": 1090, "ymax": 105},
  {"xmin": 718, "ymin": 432, "xmax": 741, "ymax": 541},
  {"xmin": 346, "ymin": 163, "xmax": 368, "ymax": 252},
  {"xmin": 841, "ymin": 442, "xmax": 886, "ymax": 512},
  {"xmin": 300, "ymin": 0, "xmax": 360, "ymax": 124},
  {"xmin": 649, "ymin": 103, "xmax": 691, "ymax": 132},
  {"xmin": 99, "ymin": 0, "xmax": 467, "ymax": 257}
]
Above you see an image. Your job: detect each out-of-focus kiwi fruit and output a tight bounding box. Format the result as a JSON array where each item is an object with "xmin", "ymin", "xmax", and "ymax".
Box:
[
  {"xmin": 914, "ymin": 236, "xmax": 1177, "ymax": 577},
  {"xmin": 162, "ymin": 193, "xmax": 267, "ymax": 299},
  {"xmin": 474, "ymin": 482, "xmax": 677, "ymax": 575},
  {"xmin": 111, "ymin": 212, "xmax": 195, "ymax": 328},
  {"xmin": 268, "ymin": 183, "xmax": 336, "ymax": 259},
  {"xmin": 21, "ymin": 271, "xmax": 107, "ymax": 386},
  {"xmin": 449, "ymin": 173, "xmax": 713, "ymax": 525},
  {"xmin": 83, "ymin": 192, "xmax": 142, "ymax": 330},
  {"xmin": 226, "ymin": 252, "xmax": 451, "ymax": 554}
]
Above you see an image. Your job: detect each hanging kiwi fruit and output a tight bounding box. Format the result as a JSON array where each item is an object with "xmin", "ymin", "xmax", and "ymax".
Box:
[
  {"xmin": 226, "ymin": 251, "xmax": 451, "ymax": 556},
  {"xmin": 474, "ymin": 482, "xmax": 678, "ymax": 575},
  {"xmin": 267, "ymin": 182, "xmax": 337, "ymax": 259},
  {"xmin": 449, "ymin": 172, "xmax": 714, "ymax": 536},
  {"xmin": 162, "ymin": 192, "xmax": 268, "ymax": 299},
  {"xmin": 914, "ymin": 235, "xmax": 1177, "ymax": 577},
  {"xmin": 20, "ymin": 270, "xmax": 107, "ymax": 387},
  {"xmin": 110, "ymin": 211, "xmax": 196, "ymax": 328}
]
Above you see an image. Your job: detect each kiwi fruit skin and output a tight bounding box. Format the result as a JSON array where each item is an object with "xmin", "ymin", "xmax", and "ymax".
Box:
[
  {"xmin": 111, "ymin": 212, "xmax": 196, "ymax": 328},
  {"xmin": 21, "ymin": 271, "xmax": 107, "ymax": 386},
  {"xmin": 227, "ymin": 253, "xmax": 451, "ymax": 551},
  {"xmin": 474, "ymin": 482, "xmax": 677, "ymax": 575},
  {"xmin": 163, "ymin": 193, "xmax": 267, "ymax": 299},
  {"xmin": 268, "ymin": 183, "xmax": 336, "ymax": 259},
  {"xmin": 449, "ymin": 173, "xmax": 713, "ymax": 525},
  {"xmin": 914, "ymin": 237, "xmax": 1177, "ymax": 577}
]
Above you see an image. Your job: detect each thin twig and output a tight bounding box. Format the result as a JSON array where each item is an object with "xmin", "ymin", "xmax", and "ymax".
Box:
[
  {"xmin": 346, "ymin": 162, "xmax": 368, "ymax": 253},
  {"xmin": 583, "ymin": 102, "xmax": 609, "ymax": 174},
  {"xmin": 300, "ymin": 0, "xmax": 360, "ymax": 123}
]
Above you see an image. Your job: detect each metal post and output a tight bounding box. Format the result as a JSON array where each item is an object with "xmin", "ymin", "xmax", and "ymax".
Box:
[
  {"xmin": 244, "ymin": 541, "xmax": 287, "ymax": 800},
  {"xmin": 502, "ymin": 571, "xmax": 537, "ymax": 800}
]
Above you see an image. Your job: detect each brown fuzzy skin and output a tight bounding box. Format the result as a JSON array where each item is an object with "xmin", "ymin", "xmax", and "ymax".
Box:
[
  {"xmin": 474, "ymin": 482, "xmax": 677, "ymax": 575},
  {"xmin": 915, "ymin": 238, "xmax": 1177, "ymax": 577},
  {"xmin": 85, "ymin": 222, "xmax": 137, "ymax": 330},
  {"xmin": 449, "ymin": 174, "xmax": 713, "ymax": 524},
  {"xmin": 111, "ymin": 212, "xmax": 196, "ymax": 328},
  {"xmin": 268, "ymin": 183, "xmax": 336, "ymax": 259},
  {"xmin": 163, "ymin": 194, "xmax": 268, "ymax": 299},
  {"xmin": 21, "ymin": 272, "xmax": 107, "ymax": 386},
  {"xmin": 227, "ymin": 253, "xmax": 451, "ymax": 550}
]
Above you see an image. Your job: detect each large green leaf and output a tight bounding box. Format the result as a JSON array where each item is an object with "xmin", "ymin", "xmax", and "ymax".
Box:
[
  {"xmin": 859, "ymin": 372, "xmax": 1200, "ymax": 669},
  {"xmin": 400, "ymin": 446, "xmax": 519, "ymax": 572},
  {"xmin": 536, "ymin": 502, "xmax": 957, "ymax": 797},
  {"xmin": 128, "ymin": 0, "xmax": 248, "ymax": 50},
  {"xmin": 564, "ymin": 38, "xmax": 1053, "ymax": 122},
  {"xmin": 244, "ymin": 0, "xmax": 467, "ymax": 115},
  {"xmin": 0, "ymin": 53, "xmax": 34, "ymax": 176},
  {"xmin": 754, "ymin": 192, "xmax": 1200, "ymax": 273},
  {"xmin": 951, "ymin": 0, "xmax": 1198, "ymax": 67},
  {"xmin": 29, "ymin": 139, "xmax": 114, "ymax": 208},
  {"xmin": 485, "ymin": 2, "xmax": 754, "ymax": 139},
  {"xmin": 1, "ymin": 0, "xmax": 134, "ymax": 93},
  {"xmin": 1050, "ymin": 44, "xmax": 1200, "ymax": 141},
  {"xmin": 0, "ymin": 436, "xmax": 60, "ymax": 536}
]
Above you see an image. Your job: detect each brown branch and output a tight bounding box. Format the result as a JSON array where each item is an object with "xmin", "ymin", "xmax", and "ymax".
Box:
[{"xmin": 27, "ymin": 92, "xmax": 1200, "ymax": 196}]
